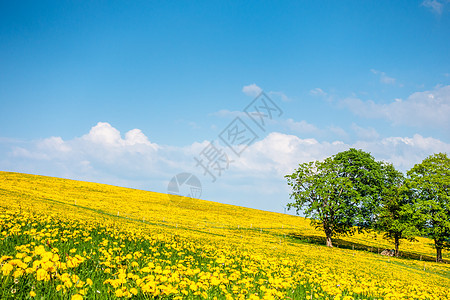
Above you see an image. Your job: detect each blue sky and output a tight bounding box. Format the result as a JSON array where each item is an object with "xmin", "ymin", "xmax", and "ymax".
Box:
[{"xmin": 1, "ymin": 1, "xmax": 449, "ymax": 213}]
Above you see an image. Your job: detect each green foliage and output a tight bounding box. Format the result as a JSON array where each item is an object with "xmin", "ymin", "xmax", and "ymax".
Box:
[
  {"xmin": 376, "ymin": 163, "xmax": 419, "ymax": 255},
  {"xmin": 407, "ymin": 153, "xmax": 450, "ymax": 261},
  {"xmin": 333, "ymin": 149, "xmax": 384, "ymax": 228},
  {"xmin": 285, "ymin": 149, "xmax": 383, "ymax": 246}
]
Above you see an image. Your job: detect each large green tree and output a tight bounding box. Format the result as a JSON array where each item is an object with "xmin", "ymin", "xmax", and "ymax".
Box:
[
  {"xmin": 376, "ymin": 163, "xmax": 419, "ymax": 257},
  {"xmin": 333, "ymin": 149, "xmax": 384, "ymax": 228},
  {"xmin": 286, "ymin": 149, "xmax": 382, "ymax": 247},
  {"xmin": 407, "ymin": 153, "xmax": 450, "ymax": 262}
]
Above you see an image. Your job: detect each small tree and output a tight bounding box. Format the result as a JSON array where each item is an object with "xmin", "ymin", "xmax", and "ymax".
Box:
[
  {"xmin": 376, "ymin": 163, "xmax": 419, "ymax": 256},
  {"xmin": 286, "ymin": 149, "xmax": 382, "ymax": 247},
  {"xmin": 407, "ymin": 153, "xmax": 450, "ymax": 262},
  {"xmin": 286, "ymin": 157, "xmax": 357, "ymax": 247}
]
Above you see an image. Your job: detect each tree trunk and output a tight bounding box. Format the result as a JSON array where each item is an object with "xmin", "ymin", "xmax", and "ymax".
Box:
[
  {"xmin": 436, "ymin": 247, "xmax": 443, "ymax": 263},
  {"xmin": 435, "ymin": 238, "xmax": 444, "ymax": 263},
  {"xmin": 323, "ymin": 222, "xmax": 333, "ymax": 247},
  {"xmin": 394, "ymin": 236, "xmax": 400, "ymax": 257},
  {"xmin": 326, "ymin": 234, "xmax": 333, "ymax": 247}
]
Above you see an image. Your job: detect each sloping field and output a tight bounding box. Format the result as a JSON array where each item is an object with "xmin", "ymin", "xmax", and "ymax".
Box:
[{"xmin": 0, "ymin": 171, "xmax": 449, "ymax": 299}]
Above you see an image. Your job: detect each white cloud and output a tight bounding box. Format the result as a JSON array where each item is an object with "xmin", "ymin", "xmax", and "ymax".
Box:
[
  {"xmin": 351, "ymin": 124, "xmax": 380, "ymax": 140},
  {"xmin": 310, "ymin": 88, "xmax": 327, "ymax": 97},
  {"xmin": 371, "ymin": 69, "xmax": 396, "ymax": 85},
  {"xmin": 422, "ymin": 0, "xmax": 449, "ymax": 14},
  {"xmin": 341, "ymin": 85, "xmax": 450, "ymax": 130},
  {"xmin": 354, "ymin": 134, "xmax": 450, "ymax": 171},
  {"xmin": 268, "ymin": 91, "xmax": 291, "ymax": 102},
  {"xmin": 242, "ymin": 84, "xmax": 291, "ymax": 103},
  {"xmin": 309, "ymin": 88, "xmax": 336, "ymax": 103},
  {"xmin": 232, "ymin": 132, "xmax": 450, "ymax": 177},
  {"xmin": 235, "ymin": 132, "xmax": 348, "ymax": 176},
  {"xmin": 124, "ymin": 129, "xmax": 153, "ymax": 146},
  {"xmin": 82, "ymin": 122, "xmax": 121, "ymax": 145},
  {"xmin": 328, "ymin": 126, "xmax": 348, "ymax": 140},
  {"xmin": 4, "ymin": 122, "xmax": 165, "ymax": 181},
  {"xmin": 38, "ymin": 137, "xmax": 71, "ymax": 152},
  {"xmin": 82, "ymin": 122, "xmax": 155, "ymax": 148},
  {"xmin": 281, "ymin": 118, "xmax": 320, "ymax": 134},
  {"xmin": 242, "ymin": 84, "xmax": 262, "ymax": 97},
  {"xmin": 11, "ymin": 146, "xmax": 49, "ymax": 160},
  {"xmin": 9, "ymin": 137, "xmax": 71, "ymax": 161},
  {"xmin": 1, "ymin": 122, "xmax": 449, "ymax": 213}
]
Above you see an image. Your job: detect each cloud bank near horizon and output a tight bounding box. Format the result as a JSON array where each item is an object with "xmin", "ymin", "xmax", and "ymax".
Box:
[{"xmin": 1, "ymin": 120, "xmax": 449, "ymax": 212}]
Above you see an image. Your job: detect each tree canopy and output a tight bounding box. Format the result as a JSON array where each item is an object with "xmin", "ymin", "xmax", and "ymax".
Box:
[
  {"xmin": 333, "ymin": 148, "xmax": 383, "ymax": 228},
  {"xmin": 407, "ymin": 153, "xmax": 450, "ymax": 262},
  {"xmin": 375, "ymin": 162, "xmax": 419, "ymax": 256},
  {"xmin": 285, "ymin": 149, "xmax": 382, "ymax": 247},
  {"xmin": 286, "ymin": 150, "xmax": 450, "ymax": 263}
]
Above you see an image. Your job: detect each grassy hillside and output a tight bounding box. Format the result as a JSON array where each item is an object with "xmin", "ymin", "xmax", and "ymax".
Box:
[{"xmin": 0, "ymin": 171, "xmax": 449, "ymax": 299}]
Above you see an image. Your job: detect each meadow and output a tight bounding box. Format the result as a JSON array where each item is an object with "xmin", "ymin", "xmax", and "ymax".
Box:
[{"xmin": 0, "ymin": 171, "xmax": 449, "ymax": 299}]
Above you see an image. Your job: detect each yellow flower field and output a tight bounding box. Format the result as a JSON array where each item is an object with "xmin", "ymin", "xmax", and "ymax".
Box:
[{"xmin": 0, "ymin": 171, "xmax": 449, "ymax": 299}]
